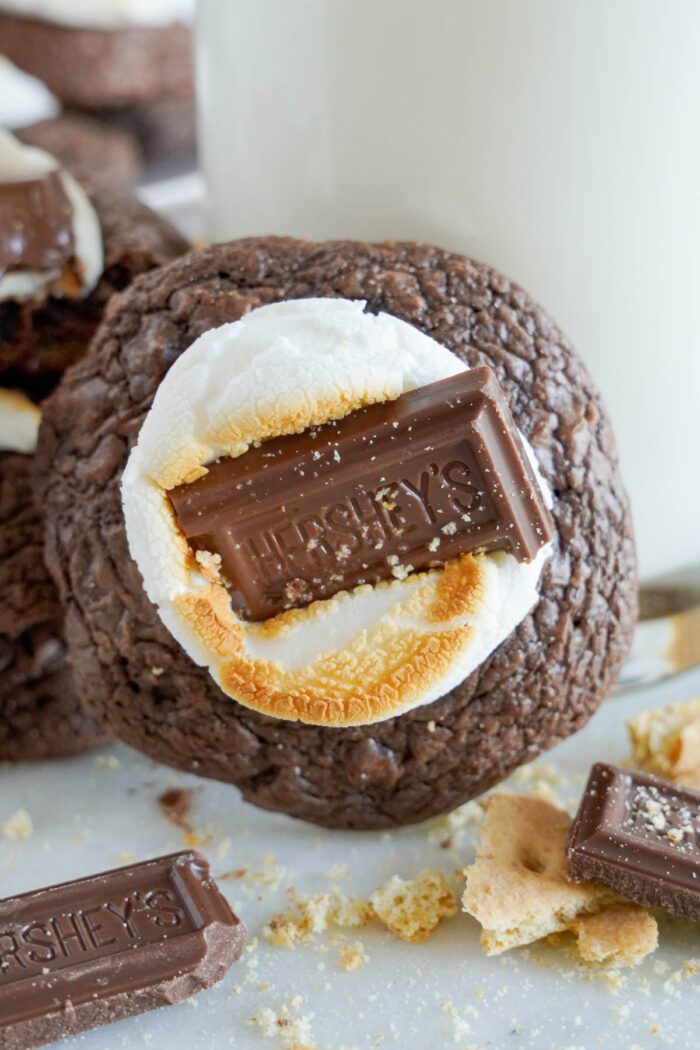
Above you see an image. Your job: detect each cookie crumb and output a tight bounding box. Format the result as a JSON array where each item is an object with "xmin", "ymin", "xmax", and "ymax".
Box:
[
  {"xmin": 264, "ymin": 893, "xmax": 373, "ymax": 948},
  {"xmin": 250, "ymin": 997, "xmax": 315, "ymax": 1048},
  {"xmin": 92, "ymin": 754, "xmax": 121, "ymax": 770},
  {"xmin": 2, "ymin": 808, "xmax": 33, "ymax": 839},
  {"xmin": 338, "ymin": 942, "xmax": 368, "ymax": 971},
  {"xmin": 370, "ymin": 869, "xmax": 457, "ymax": 943},
  {"xmin": 628, "ymin": 696, "xmax": 700, "ymax": 788}
]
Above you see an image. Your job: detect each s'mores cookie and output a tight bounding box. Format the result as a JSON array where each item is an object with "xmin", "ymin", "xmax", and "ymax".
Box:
[{"xmin": 37, "ymin": 238, "xmax": 636, "ymax": 824}]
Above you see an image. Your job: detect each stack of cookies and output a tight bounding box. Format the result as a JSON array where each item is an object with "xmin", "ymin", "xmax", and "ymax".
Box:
[
  {"xmin": 0, "ymin": 0, "xmax": 196, "ymax": 192},
  {"xmin": 0, "ymin": 128, "xmax": 188, "ymax": 759}
]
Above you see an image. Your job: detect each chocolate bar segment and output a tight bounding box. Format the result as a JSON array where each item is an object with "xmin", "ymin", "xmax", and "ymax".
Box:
[
  {"xmin": 0, "ymin": 851, "xmax": 246, "ymax": 1050},
  {"xmin": 567, "ymin": 763, "xmax": 700, "ymax": 921},
  {"xmin": 169, "ymin": 367, "xmax": 553, "ymax": 622},
  {"xmin": 0, "ymin": 170, "xmax": 75, "ymax": 276}
]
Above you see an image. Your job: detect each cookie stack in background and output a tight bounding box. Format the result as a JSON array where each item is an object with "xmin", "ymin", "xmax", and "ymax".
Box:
[
  {"xmin": 0, "ymin": 0, "xmax": 196, "ymax": 194},
  {"xmin": 0, "ymin": 129, "xmax": 189, "ymax": 760}
]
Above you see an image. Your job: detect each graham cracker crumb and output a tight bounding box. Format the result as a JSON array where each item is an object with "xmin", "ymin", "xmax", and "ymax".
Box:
[
  {"xmin": 628, "ymin": 696, "xmax": 700, "ymax": 788},
  {"xmin": 572, "ymin": 904, "xmax": 658, "ymax": 966},
  {"xmin": 91, "ymin": 754, "xmax": 121, "ymax": 770},
  {"xmin": 194, "ymin": 548, "xmax": 223, "ymax": 583},
  {"xmin": 264, "ymin": 893, "xmax": 373, "ymax": 948},
  {"xmin": 265, "ymin": 870, "xmax": 455, "ymax": 949},
  {"xmin": 2, "ymin": 808, "xmax": 33, "ymax": 839},
  {"xmin": 370, "ymin": 869, "xmax": 457, "ymax": 943},
  {"xmin": 439, "ymin": 1000, "xmax": 479, "ymax": 1042},
  {"xmin": 338, "ymin": 942, "xmax": 368, "ymax": 971},
  {"xmin": 250, "ymin": 997, "xmax": 316, "ymax": 1049}
]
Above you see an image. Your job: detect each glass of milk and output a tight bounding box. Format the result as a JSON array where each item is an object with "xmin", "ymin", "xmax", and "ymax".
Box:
[{"xmin": 197, "ymin": 0, "xmax": 700, "ymax": 679}]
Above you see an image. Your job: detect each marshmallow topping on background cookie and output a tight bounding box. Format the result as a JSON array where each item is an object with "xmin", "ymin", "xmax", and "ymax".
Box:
[{"xmin": 0, "ymin": 128, "xmax": 102, "ymax": 303}]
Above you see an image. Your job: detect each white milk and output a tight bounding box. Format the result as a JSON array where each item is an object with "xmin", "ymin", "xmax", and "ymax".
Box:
[{"xmin": 197, "ymin": 0, "xmax": 700, "ymax": 581}]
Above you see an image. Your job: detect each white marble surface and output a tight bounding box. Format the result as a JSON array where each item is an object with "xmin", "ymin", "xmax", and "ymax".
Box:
[{"xmin": 2, "ymin": 663, "xmax": 699, "ymax": 1050}]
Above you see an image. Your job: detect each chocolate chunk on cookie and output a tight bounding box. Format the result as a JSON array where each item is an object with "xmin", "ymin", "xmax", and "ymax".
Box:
[
  {"xmin": 0, "ymin": 187, "xmax": 188, "ymax": 377},
  {"xmin": 37, "ymin": 238, "xmax": 637, "ymax": 826}
]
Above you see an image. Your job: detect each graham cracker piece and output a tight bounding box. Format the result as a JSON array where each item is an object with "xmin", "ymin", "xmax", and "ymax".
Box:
[
  {"xmin": 628, "ymin": 696, "xmax": 700, "ymax": 789},
  {"xmin": 572, "ymin": 904, "xmax": 658, "ymax": 966},
  {"xmin": 463, "ymin": 794, "xmax": 658, "ymax": 965},
  {"xmin": 462, "ymin": 794, "xmax": 612, "ymax": 954}
]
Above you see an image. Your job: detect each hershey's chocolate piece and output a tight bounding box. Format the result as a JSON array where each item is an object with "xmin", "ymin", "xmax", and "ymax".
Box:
[
  {"xmin": 169, "ymin": 367, "xmax": 554, "ymax": 622},
  {"xmin": 0, "ymin": 170, "xmax": 75, "ymax": 277},
  {"xmin": 567, "ymin": 763, "xmax": 700, "ymax": 921},
  {"xmin": 0, "ymin": 851, "xmax": 246, "ymax": 1050}
]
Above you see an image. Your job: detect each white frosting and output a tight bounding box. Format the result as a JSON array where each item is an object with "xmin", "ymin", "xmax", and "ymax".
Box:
[
  {"xmin": 0, "ymin": 129, "xmax": 103, "ymax": 303},
  {"xmin": 0, "ymin": 0, "xmax": 195, "ymax": 29},
  {"xmin": 0, "ymin": 388, "xmax": 40, "ymax": 453},
  {"xmin": 122, "ymin": 298, "xmax": 553, "ymax": 727}
]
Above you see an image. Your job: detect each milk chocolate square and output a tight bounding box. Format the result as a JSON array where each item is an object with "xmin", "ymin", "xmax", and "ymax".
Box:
[{"xmin": 169, "ymin": 367, "xmax": 553, "ymax": 621}]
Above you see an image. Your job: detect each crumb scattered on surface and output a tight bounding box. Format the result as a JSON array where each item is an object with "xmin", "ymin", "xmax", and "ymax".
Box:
[
  {"xmin": 91, "ymin": 754, "xmax": 121, "ymax": 770},
  {"xmin": 338, "ymin": 942, "xmax": 368, "ymax": 971},
  {"xmin": 264, "ymin": 869, "xmax": 455, "ymax": 948},
  {"xmin": 628, "ymin": 696, "xmax": 700, "ymax": 788},
  {"xmin": 250, "ymin": 995, "xmax": 315, "ymax": 1049},
  {"xmin": 264, "ymin": 892, "xmax": 373, "ymax": 948},
  {"xmin": 370, "ymin": 869, "xmax": 457, "ymax": 943},
  {"xmin": 2, "ymin": 808, "xmax": 33, "ymax": 839},
  {"xmin": 439, "ymin": 1000, "xmax": 479, "ymax": 1042}
]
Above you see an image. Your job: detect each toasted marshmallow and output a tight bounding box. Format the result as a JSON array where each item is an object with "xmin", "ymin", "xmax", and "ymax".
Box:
[
  {"xmin": 0, "ymin": 129, "xmax": 102, "ymax": 303},
  {"xmin": 122, "ymin": 298, "xmax": 552, "ymax": 727},
  {"xmin": 0, "ymin": 387, "xmax": 40, "ymax": 453}
]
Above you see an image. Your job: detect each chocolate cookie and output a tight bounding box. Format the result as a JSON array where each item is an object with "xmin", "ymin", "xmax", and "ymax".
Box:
[
  {"xmin": 16, "ymin": 113, "xmax": 142, "ymax": 195},
  {"xmin": 0, "ymin": 449, "xmax": 106, "ymax": 760},
  {"xmin": 0, "ymin": 190, "xmax": 188, "ymax": 379},
  {"xmin": 0, "ymin": 13, "xmax": 193, "ymax": 109},
  {"xmin": 37, "ymin": 238, "xmax": 637, "ymax": 827},
  {"xmin": 96, "ymin": 96, "xmax": 197, "ymax": 165}
]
